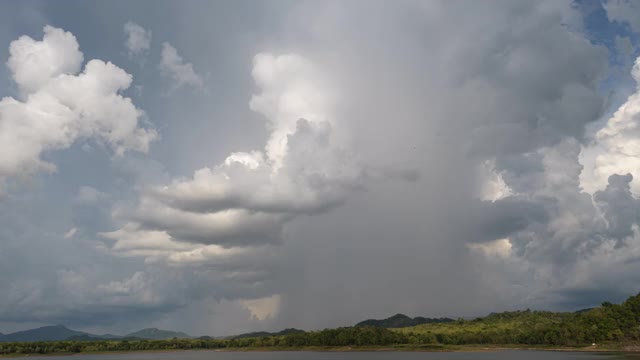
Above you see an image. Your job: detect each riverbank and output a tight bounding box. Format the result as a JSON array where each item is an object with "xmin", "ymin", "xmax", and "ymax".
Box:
[{"xmin": 1, "ymin": 343, "xmax": 636, "ymax": 357}]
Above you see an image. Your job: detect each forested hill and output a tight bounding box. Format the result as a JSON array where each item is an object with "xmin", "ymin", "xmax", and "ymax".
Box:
[
  {"xmin": 0, "ymin": 325, "xmax": 87, "ymax": 342},
  {"xmin": 230, "ymin": 328, "xmax": 305, "ymax": 339},
  {"xmin": 0, "ymin": 326, "xmax": 191, "ymax": 342},
  {"xmin": 4, "ymin": 292, "xmax": 640, "ymax": 356},
  {"xmin": 394, "ymin": 292, "xmax": 640, "ymax": 345},
  {"xmin": 356, "ymin": 314, "xmax": 454, "ymax": 328}
]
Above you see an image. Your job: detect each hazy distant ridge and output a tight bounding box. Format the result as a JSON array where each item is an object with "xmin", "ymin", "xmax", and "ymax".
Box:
[
  {"xmin": 0, "ymin": 315, "xmax": 454, "ymax": 342},
  {"xmin": 229, "ymin": 328, "xmax": 305, "ymax": 339},
  {"xmin": 125, "ymin": 328, "xmax": 191, "ymax": 340},
  {"xmin": 0, "ymin": 325, "xmax": 88, "ymax": 342},
  {"xmin": 356, "ymin": 313, "xmax": 454, "ymax": 328},
  {"xmin": 0, "ymin": 326, "xmax": 191, "ymax": 342}
]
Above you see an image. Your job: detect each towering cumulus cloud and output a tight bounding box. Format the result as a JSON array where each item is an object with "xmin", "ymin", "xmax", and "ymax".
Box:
[
  {"xmin": 0, "ymin": 26, "xmax": 156, "ymax": 188},
  {"xmin": 103, "ymin": 53, "xmax": 361, "ymax": 262},
  {"xmin": 589, "ymin": 57, "xmax": 640, "ymax": 193},
  {"xmin": 468, "ymin": 56, "xmax": 640, "ymax": 305},
  {"xmin": 9, "ymin": 1, "xmax": 640, "ymax": 334}
]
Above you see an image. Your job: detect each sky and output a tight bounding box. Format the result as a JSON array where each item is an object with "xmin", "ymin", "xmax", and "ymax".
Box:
[{"xmin": 3, "ymin": 0, "xmax": 640, "ymax": 337}]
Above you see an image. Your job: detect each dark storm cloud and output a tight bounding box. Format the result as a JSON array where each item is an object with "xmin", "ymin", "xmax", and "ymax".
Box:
[
  {"xmin": 5, "ymin": 0, "xmax": 640, "ymax": 336},
  {"xmin": 594, "ymin": 173, "xmax": 639, "ymax": 242},
  {"xmin": 465, "ymin": 197, "xmax": 551, "ymax": 244}
]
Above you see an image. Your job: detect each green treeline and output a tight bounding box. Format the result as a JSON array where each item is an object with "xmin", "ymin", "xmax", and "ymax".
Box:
[
  {"xmin": 396, "ymin": 292, "xmax": 640, "ymax": 346},
  {"xmin": 0, "ymin": 327, "xmax": 411, "ymax": 355},
  {"xmin": 3, "ymin": 292, "xmax": 640, "ymax": 355}
]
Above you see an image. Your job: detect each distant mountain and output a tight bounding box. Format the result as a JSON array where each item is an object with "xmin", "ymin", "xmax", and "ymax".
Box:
[
  {"xmin": 0, "ymin": 326, "xmax": 192, "ymax": 342},
  {"xmin": 0, "ymin": 325, "xmax": 88, "ymax": 342},
  {"xmin": 575, "ymin": 307, "xmax": 595, "ymax": 313},
  {"xmin": 356, "ymin": 314, "xmax": 454, "ymax": 328},
  {"xmin": 230, "ymin": 328, "xmax": 305, "ymax": 339},
  {"xmin": 125, "ymin": 328, "xmax": 191, "ymax": 340}
]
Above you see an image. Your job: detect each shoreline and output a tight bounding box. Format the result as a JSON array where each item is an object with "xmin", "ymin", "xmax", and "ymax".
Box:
[{"xmin": 0, "ymin": 344, "xmax": 634, "ymax": 358}]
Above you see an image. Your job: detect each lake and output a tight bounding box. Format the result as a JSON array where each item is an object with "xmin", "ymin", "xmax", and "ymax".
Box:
[{"xmin": 14, "ymin": 351, "xmax": 640, "ymax": 360}]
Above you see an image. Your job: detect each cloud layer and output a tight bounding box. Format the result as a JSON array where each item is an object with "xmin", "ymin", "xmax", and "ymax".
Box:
[{"xmin": 5, "ymin": 0, "xmax": 640, "ymax": 336}]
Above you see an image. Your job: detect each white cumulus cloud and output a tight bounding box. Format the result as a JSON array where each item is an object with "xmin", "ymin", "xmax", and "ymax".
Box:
[
  {"xmin": 123, "ymin": 21, "xmax": 152, "ymax": 59},
  {"xmin": 159, "ymin": 42, "xmax": 204, "ymax": 91},
  {"xmin": 0, "ymin": 25, "xmax": 157, "ymax": 187},
  {"xmin": 586, "ymin": 56, "xmax": 640, "ymax": 194},
  {"xmin": 106, "ymin": 53, "xmax": 363, "ymax": 265}
]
